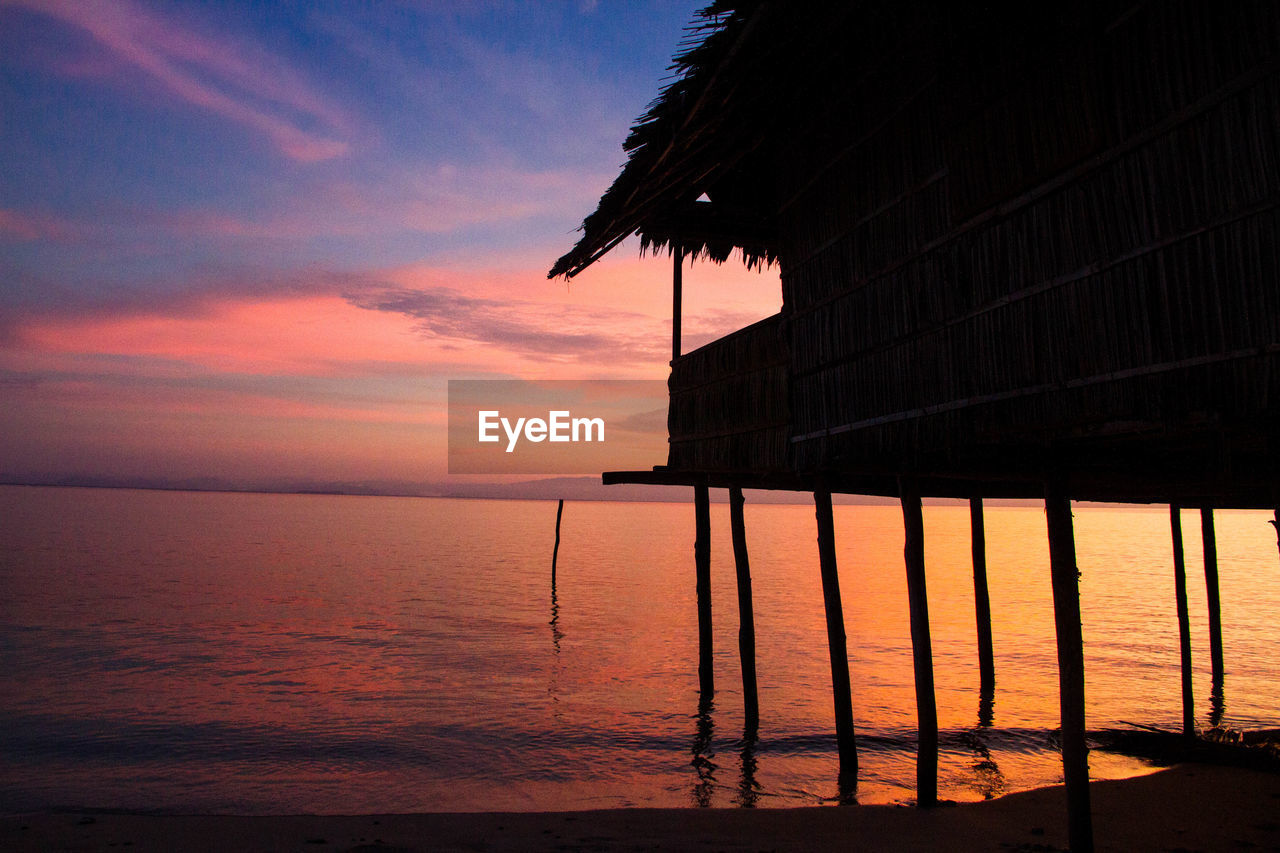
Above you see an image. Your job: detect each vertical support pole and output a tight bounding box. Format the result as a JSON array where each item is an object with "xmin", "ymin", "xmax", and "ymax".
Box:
[
  {"xmin": 1170, "ymin": 504, "xmax": 1195, "ymax": 739},
  {"xmin": 970, "ymin": 497, "xmax": 996, "ymax": 697},
  {"xmin": 901, "ymin": 479, "xmax": 938, "ymax": 807},
  {"xmin": 551, "ymin": 499, "xmax": 564, "ymax": 587},
  {"xmin": 814, "ymin": 484, "xmax": 858, "ymax": 778},
  {"xmin": 1201, "ymin": 508, "xmax": 1224, "ymax": 688},
  {"xmin": 694, "ymin": 483, "xmax": 713, "ymax": 697},
  {"xmin": 1269, "ymin": 507, "xmax": 1280, "ymax": 560},
  {"xmin": 1272, "ymin": 509, "xmax": 1280, "ymax": 564},
  {"xmin": 672, "ymin": 248, "xmax": 683, "ymax": 363},
  {"xmin": 1045, "ymin": 480, "xmax": 1093, "ymax": 853},
  {"xmin": 729, "ymin": 486, "xmax": 759, "ymax": 734}
]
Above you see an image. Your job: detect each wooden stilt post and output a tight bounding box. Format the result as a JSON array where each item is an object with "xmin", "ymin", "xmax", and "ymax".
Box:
[
  {"xmin": 901, "ymin": 479, "xmax": 938, "ymax": 807},
  {"xmin": 1045, "ymin": 479, "xmax": 1094, "ymax": 853},
  {"xmin": 672, "ymin": 248, "xmax": 683, "ymax": 363},
  {"xmin": 729, "ymin": 486, "xmax": 759, "ymax": 734},
  {"xmin": 814, "ymin": 484, "xmax": 858, "ymax": 778},
  {"xmin": 1170, "ymin": 504, "xmax": 1195, "ymax": 740},
  {"xmin": 1201, "ymin": 508, "xmax": 1224, "ymax": 689},
  {"xmin": 1271, "ymin": 509, "xmax": 1279, "ymax": 563},
  {"xmin": 551, "ymin": 499, "xmax": 564, "ymax": 586},
  {"xmin": 694, "ymin": 483, "xmax": 713, "ymax": 697},
  {"xmin": 1272, "ymin": 510, "xmax": 1280, "ymax": 563},
  {"xmin": 970, "ymin": 497, "xmax": 996, "ymax": 697}
]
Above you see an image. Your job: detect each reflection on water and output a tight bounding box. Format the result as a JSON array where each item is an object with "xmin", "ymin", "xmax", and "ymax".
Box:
[
  {"xmin": 690, "ymin": 694, "xmax": 716, "ymax": 807},
  {"xmin": 736, "ymin": 731, "xmax": 761, "ymax": 808},
  {"xmin": 549, "ymin": 585, "xmax": 563, "ymax": 655},
  {"xmin": 978, "ymin": 684, "xmax": 995, "ymax": 729},
  {"xmin": 965, "ymin": 738, "xmax": 1005, "ymax": 800},
  {"xmin": 547, "ymin": 582, "xmax": 563, "ymax": 711},
  {"xmin": 1, "ymin": 486, "xmax": 1278, "ymax": 814},
  {"xmin": 963, "ymin": 691, "xmax": 1005, "ymax": 799},
  {"xmin": 836, "ymin": 766, "xmax": 858, "ymax": 805},
  {"xmin": 1209, "ymin": 678, "xmax": 1226, "ymax": 727}
]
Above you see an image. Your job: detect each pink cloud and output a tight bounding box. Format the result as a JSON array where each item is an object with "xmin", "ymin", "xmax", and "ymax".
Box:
[
  {"xmin": 7, "ymin": 0, "xmax": 351, "ymax": 162},
  {"xmin": 1, "ymin": 296, "xmax": 452, "ymax": 479},
  {"xmin": 5, "ymin": 245, "xmax": 783, "ymax": 379},
  {"xmin": 352, "ymin": 251, "xmax": 784, "ymax": 369},
  {"xmin": 11, "ymin": 294, "xmax": 457, "ymax": 375},
  {"xmin": 0, "ymin": 207, "xmax": 77, "ymax": 241},
  {"xmin": 10, "ymin": 286, "xmax": 669, "ymax": 380}
]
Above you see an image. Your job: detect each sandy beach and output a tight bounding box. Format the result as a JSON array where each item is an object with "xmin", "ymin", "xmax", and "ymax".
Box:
[{"xmin": 4, "ymin": 764, "xmax": 1278, "ymax": 852}]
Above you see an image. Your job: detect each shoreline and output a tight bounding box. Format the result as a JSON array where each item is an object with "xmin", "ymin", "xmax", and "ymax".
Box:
[{"xmin": 4, "ymin": 764, "xmax": 1278, "ymax": 852}]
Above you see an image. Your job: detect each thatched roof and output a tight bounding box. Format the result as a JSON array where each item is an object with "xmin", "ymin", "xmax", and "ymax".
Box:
[
  {"xmin": 548, "ymin": 1, "xmax": 1123, "ymax": 281},
  {"xmin": 548, "ymin": 1, "xmax": 789, "ymax": 279}
]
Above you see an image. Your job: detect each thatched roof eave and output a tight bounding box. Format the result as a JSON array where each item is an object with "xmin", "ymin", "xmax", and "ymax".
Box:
[{"xmin": 548, "ymin": 1, "xmax": 779, "ymax": 280}]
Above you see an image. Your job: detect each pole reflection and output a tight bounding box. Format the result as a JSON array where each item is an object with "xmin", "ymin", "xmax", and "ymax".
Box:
[
  {"xmin": 549, "ymin": 583, "xmax": 563, "ymax": 655},
  {"xmin": 547, "ymin": 583, "xmax": 563, "ymax": 708},
  {"xmin": 735, "ymin": 732, "xmax": 761, "ymax": 807},
  {"xmin": 1209, "ymin": 677, "xmax": 1226, "ymax": 728},
  {"xmin": 978, "ymin": 682, "xmax": 995, "ymax": 729},
  {"xmin": 964, "ymin": 686, "xmax": 1005, "ymax": 799},
  {"xmin": 690, "ymin": 692, "xmax": 716, "ymax": 807},
  {"xmin": 836, "ymin": 767, "xmax": 858, "ymax": 804}
]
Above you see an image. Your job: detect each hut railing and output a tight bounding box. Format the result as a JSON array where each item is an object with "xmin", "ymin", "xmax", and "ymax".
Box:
[{"xmin": 667, "ymin": 313, "xmax": 790, "ymax": 472}]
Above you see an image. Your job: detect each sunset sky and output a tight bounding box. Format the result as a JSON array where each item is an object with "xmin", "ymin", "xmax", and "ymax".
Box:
[{"xmin": 0, "ymin": 0, "xmax": 782, "ymax": 490}]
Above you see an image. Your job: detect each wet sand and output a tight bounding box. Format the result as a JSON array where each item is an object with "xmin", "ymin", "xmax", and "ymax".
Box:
[{"xmin": 3, "ymin": 764, "xmax": 1278, "ymax": 852}]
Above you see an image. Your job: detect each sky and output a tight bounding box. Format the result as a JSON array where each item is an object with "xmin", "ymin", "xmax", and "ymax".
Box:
[{"xmin": 0, "ymin": 0, "xmax": 782, "ymax": 492}]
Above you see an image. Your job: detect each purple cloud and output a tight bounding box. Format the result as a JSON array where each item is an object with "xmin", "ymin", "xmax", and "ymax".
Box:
[
  {"xmin": 347, "ymin": 286, "xmax": 668, "ymax": 365},
  {"xmin": 0, "ymin": 208, "xmax": 80, "ymax": 241},
  {"xmin": 7, "ymin": 0, "xmax": 351, "ymax": 162}
]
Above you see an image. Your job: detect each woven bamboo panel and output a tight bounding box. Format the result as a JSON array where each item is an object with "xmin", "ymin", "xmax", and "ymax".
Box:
[{"xmin": 668, "ymin": 315, "xmax": 790, "ymax": 472}]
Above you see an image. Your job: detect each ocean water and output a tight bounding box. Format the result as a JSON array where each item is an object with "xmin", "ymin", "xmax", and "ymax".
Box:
[{"xmin": 1, "ymin": 484, "xmax": 1277, "ymax": 814}]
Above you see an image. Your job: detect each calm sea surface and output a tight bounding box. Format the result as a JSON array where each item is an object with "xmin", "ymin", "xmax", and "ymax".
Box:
[{"xmin": 1, "ymin": 484, "xmax": 1278, "ymax": 814}]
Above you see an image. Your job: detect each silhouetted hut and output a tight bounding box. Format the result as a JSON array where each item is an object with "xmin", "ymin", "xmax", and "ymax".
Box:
[{"xmin": 552, "ymin": 3, "xmax": 1279, "ymax": 849}]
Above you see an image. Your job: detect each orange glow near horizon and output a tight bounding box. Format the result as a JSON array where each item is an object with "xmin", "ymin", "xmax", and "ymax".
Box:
[
  {"xmin": 1, "ymin": 248, "xmax": 782, "ymax": 485},
  {"xmin": 16, "ymin": 295, "xmax": 464, "ymax": 376}
]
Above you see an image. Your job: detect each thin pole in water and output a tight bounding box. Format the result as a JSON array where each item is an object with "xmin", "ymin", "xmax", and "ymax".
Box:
[
  {"xmin": 970, "ymin": 497, "xmax": 995, "ymax": 698},
  {"xmin": 814, "ymin": 483, "xmax": 858, "ymax": 780},
  {"xmin": 1045, "ymin": 479, "xmax": 1093, "ymax": 853},
  {"xmin": 1201, "ymin": 508, "xmax": 1223, "ymax": 689},
  {"xmin": 901, "ymin": 478, "xmax": 937, "ymax": 807},
  {"xmin": 694, "ymin": 483, "xmax": 713, "ymax": 697},
  {"xmin": 1171, "ymin": 504, "xmax": 1195, "ymax": 739},
  {"xmin": 551, "ymin": 499, "xmax": 564, "ymax": 586},
  {"xmin": 729, "ymin": 486, "xmax": 759, "ymax": 735},
  {"xmin": 1271, "ymin": 510, "xmax": 1280, "ymax": 564}
]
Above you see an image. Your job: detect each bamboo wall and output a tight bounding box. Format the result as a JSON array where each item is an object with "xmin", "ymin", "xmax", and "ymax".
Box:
[
  {"xmin": 767, "ymin": 0, "xmax": 1280, "ymax": 498},
  {"xmin": 668, "ymin": 313, "xmax": 789, "ymax": 472}
]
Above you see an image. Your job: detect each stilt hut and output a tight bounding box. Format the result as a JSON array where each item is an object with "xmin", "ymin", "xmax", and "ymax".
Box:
[{"xmin": 551, "ymin": 3, "xmax": 1279, "ymax": 849}]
